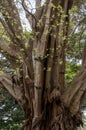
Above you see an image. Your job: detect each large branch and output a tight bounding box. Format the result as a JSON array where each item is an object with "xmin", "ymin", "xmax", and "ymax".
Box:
[
  {"xmin": 0, "ymin": 73, "xmax": 32, "ymax": 109},
  {"xmin": 0, "ymin": 35, "xmax": 24, "ymax": 68},
  {"xmin": 0, "ymin": 0, "xmax": 34, "ymax": 78},
  {"xmin": 32, "ymin": 1, "xmax": 52, "ymax": 128},
  {"xmin": 0, "ymin": 46, "xmax": 19, "ymax": 69},
  {"xmin": 62, "ymin": 42, "xmax": 86, "ymax": 115},
  {"xmin": 0, "ymin": 74, "xmax": 19, "ymax": 100},
  {"xmin": 0, "ymin": 42, "xmax": 19, "ymax": 58},
  {"xmin": 0, "ymin": 0, "xmax": 25, "ymax": 49}
]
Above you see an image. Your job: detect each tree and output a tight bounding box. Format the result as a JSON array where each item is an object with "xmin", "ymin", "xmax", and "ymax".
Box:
[
  {"xmin": 0, "ymin": 85, "xmax": 24, "ymax": 130},
  {"xmin": 0, "ymin": 0, "xmax": 86, "ymax": 130}
]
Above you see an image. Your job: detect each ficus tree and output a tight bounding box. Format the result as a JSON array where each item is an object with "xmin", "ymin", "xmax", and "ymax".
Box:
[{"xmin": 0, "ymin": 0, "xmax": 86, "ymax": 130}]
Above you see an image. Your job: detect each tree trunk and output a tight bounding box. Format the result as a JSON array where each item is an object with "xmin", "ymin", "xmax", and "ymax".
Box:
[
  {"xmin": 0, "ymin": 0, "xmax": 85, "ymax": 130},
  {"xmin": 22, "ymin": 102, "xmax": 81, "ymax": 130}
]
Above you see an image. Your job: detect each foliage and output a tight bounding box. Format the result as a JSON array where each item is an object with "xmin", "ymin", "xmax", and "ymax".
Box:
[
  {"xmin": 0, "ymin": 55, "xmax": 11, "ymax": 73},
  {"xmin": 65, "ymin": 61, "xmax": 81, "ymax": 86},
  {"xmin": 0, "ymin": 89, "xmax": 24, "ymax": 130}
]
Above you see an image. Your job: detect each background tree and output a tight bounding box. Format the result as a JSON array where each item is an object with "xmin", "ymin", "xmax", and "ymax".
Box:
[
  {"xmin": 0, "ymin": 88, "xmax": 24, "ymax": 130},
  {"xmin": 0, "ymin": 0, "xmax": 86, "ymax": 130}
]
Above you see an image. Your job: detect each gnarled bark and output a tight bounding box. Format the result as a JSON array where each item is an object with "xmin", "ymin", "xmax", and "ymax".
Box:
[{"xmin": 0, "ymin": 0, "xmax": 85, "ymax": 130}]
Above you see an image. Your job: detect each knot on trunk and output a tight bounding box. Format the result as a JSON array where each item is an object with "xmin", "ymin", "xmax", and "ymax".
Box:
[
  {"xmin": 49, "ymin": 88, "xmax": 61, "ymax": 104},
  {"xmin": 32, "ymin": 115, "xmax": 42, "ymax": 128}
]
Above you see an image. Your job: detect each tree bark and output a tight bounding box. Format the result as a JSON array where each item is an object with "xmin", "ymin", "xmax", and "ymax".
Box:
[{"xmin": 0, "ymin": 0, "xmax": 85, "ymax": 130}]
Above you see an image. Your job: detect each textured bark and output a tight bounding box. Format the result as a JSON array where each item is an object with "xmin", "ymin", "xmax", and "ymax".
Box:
[{"xmin": 0, "ymin": 0, "xmax": 85, "ymax": 130}]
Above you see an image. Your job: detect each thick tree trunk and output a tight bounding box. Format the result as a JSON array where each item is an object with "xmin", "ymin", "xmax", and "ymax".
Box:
[
  {"xmin": 22, "ymin": 102, "xmax": 81, "ymax": 130},
  {"xmin": 21, "ymin": 36, "xmax": 83, "ymax": 130},
  {"xmin": 0, "ymin": 1, "xmax": 85, "ymax": 130}
]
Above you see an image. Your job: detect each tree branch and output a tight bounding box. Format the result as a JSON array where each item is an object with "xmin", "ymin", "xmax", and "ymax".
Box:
[
  {"xmin": 0, "ymin": 0, "xmax": 25, "ymax": 49},
  {"xmin": 36, "ymin": 0, "xmax": 41, "ymax": 9},
  {"xmin": 0, "ymin": 73, "xmax": 32, "ymax": 109},
  {"xmin": 0, "ymin": 42, "xmax": 18, "ymax": 58},
  {"xmin": 62, "ymin": 59, "xmax": 86, "ymax": 116},
  {"xmin": 61, "ymin": 17, "xmax": 86, "ymax": 114},
  {"xmin": 0, "ymin": 74, "xmax": 17, "ymax": 99},
  {"xmin": 0, "ymin": 17, "xmax": 15, "ymax": 43},
  {"xmin": 82, "ymin": 41, "xmax": 86, "ymax": 65},
  {"xmin": 0, "ymin": 42, "xmax": 23, "ymax": 69},
  {"xmin": 0, "ymin": 1, "xmax": 34, "ymax": 78},
  {"xmin": 22, "ymin": 0, "xmax": 36, "ymax": 29}
]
